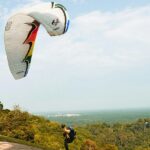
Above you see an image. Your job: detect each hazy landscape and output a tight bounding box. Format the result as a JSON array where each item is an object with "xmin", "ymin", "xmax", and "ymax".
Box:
[
  {"xmin": 1, "ymin": 108, "xmax": 150, "ymax": 150},
  {"xmin": 37, "ymin": 108, "xmax": 150, "ymax": 125}
]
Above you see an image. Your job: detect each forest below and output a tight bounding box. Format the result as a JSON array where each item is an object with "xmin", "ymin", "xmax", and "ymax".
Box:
[{"xmin": 0, "ymin": 107, "xmax": 150, "ymax": 150}]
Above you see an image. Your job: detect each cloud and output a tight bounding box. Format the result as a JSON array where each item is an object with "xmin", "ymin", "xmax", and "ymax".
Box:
[
  {"xmin": 71, "ymin": 0, "xmax": 87, "ymax": 3},
  {"xmin": 0, "ymin": 0, "xmax": 47, "ymax": 22},
  {"xmin": 32, "ymin": 5, "xmax": 150, "ymax": 72}
]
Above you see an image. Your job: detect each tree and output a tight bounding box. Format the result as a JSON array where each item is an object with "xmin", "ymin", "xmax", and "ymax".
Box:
[{"xmin": 0, "ymin": 101, "xmax": 3, "ymax": 111}]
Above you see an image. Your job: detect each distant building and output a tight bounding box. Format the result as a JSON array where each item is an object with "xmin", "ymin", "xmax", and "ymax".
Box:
[{"xmin": 0, "ymin": 101, "xmax": 3, "ymax": 111}]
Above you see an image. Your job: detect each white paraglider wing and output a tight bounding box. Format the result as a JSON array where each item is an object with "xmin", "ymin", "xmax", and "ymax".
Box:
[
  {"xmin": 4, "ymin": 14, "xmax": 40, "ymax": 79},
  {"xmin": 28, "ymin": 3, "xmax": 70, "ymax": 36},
  {"xmin": 4, "ymin": 2, "xmax": 70, "ymax": 80}
]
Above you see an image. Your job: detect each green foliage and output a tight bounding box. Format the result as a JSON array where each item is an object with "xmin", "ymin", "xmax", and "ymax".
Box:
[
  {"xmin": 0, "ymin": 108, "xmax": 150, "ymax": 150},
  {"xmin": 99, "ymin": 144, "xmax": 118, "ymax": 150}
]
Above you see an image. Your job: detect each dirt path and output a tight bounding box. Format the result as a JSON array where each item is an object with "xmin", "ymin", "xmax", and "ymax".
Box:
[{"xmin": 0, "ymin": 142, "xmax": 42, "ymax": 150}]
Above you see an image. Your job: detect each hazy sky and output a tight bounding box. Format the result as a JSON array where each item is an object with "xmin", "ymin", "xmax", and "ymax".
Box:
[{"xmin": 0, "ymin": 0, "xmax": 150, "ymax": 112}]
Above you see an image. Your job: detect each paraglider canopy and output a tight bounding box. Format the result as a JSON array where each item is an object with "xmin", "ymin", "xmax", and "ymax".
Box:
[{"xmin": 4, "ymin": 2, "xmax": 70, "ymax": 80}]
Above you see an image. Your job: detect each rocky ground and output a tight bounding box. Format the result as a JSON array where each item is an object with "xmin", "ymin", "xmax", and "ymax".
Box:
[{"xmin": 0, "ymin": 142, "xmax": 42, "ymax": 150}]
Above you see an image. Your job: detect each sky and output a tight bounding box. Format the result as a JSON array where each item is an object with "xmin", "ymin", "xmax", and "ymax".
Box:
[{"xmin": 0, "ymin": 0, "xmax": 150, "ymax": 112}]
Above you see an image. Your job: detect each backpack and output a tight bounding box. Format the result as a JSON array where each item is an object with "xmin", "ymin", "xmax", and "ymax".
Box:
[{"xmin": 68, "ymin": 127, "xmax": 76, "ymax": 140}]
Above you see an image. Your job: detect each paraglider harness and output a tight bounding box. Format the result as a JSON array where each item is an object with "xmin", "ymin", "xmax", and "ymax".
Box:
[{"xmin": 64, "ymin": 127, "xmax": 76, "ymax": 143}]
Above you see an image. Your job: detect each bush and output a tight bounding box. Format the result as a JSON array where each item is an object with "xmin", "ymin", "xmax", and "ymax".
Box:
[{"xmin": 80, "ymin": 139, "xmax": 98, "ymax": 150}]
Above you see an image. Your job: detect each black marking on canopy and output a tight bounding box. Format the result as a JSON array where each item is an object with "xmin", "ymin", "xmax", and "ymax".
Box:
[
  {"xmin": 52, "ymin": 18, "xmax": 59, "ymax": 26},
  {"xmin": 24, "ymin": 61, "xmax": 29, "ymax": 77},
  {"xmin": 24, "ymin": 42, "xmax": 32, "ymax": 77},
  {"xmin": 16, "ymin": 71, "xmax": 25, "ymax": 74},
  {"xmin": 54, "ymin": 27, "xmax": 60, "ymax": 31},
  {"xmin": 55, "ymin": 4, "xmax": 67, "ymax": 11}
]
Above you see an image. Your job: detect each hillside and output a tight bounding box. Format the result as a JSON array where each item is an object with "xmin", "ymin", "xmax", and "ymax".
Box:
[{"xmin": 0, "ymin": 108, "xmax": 150, "ymax": 150}]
